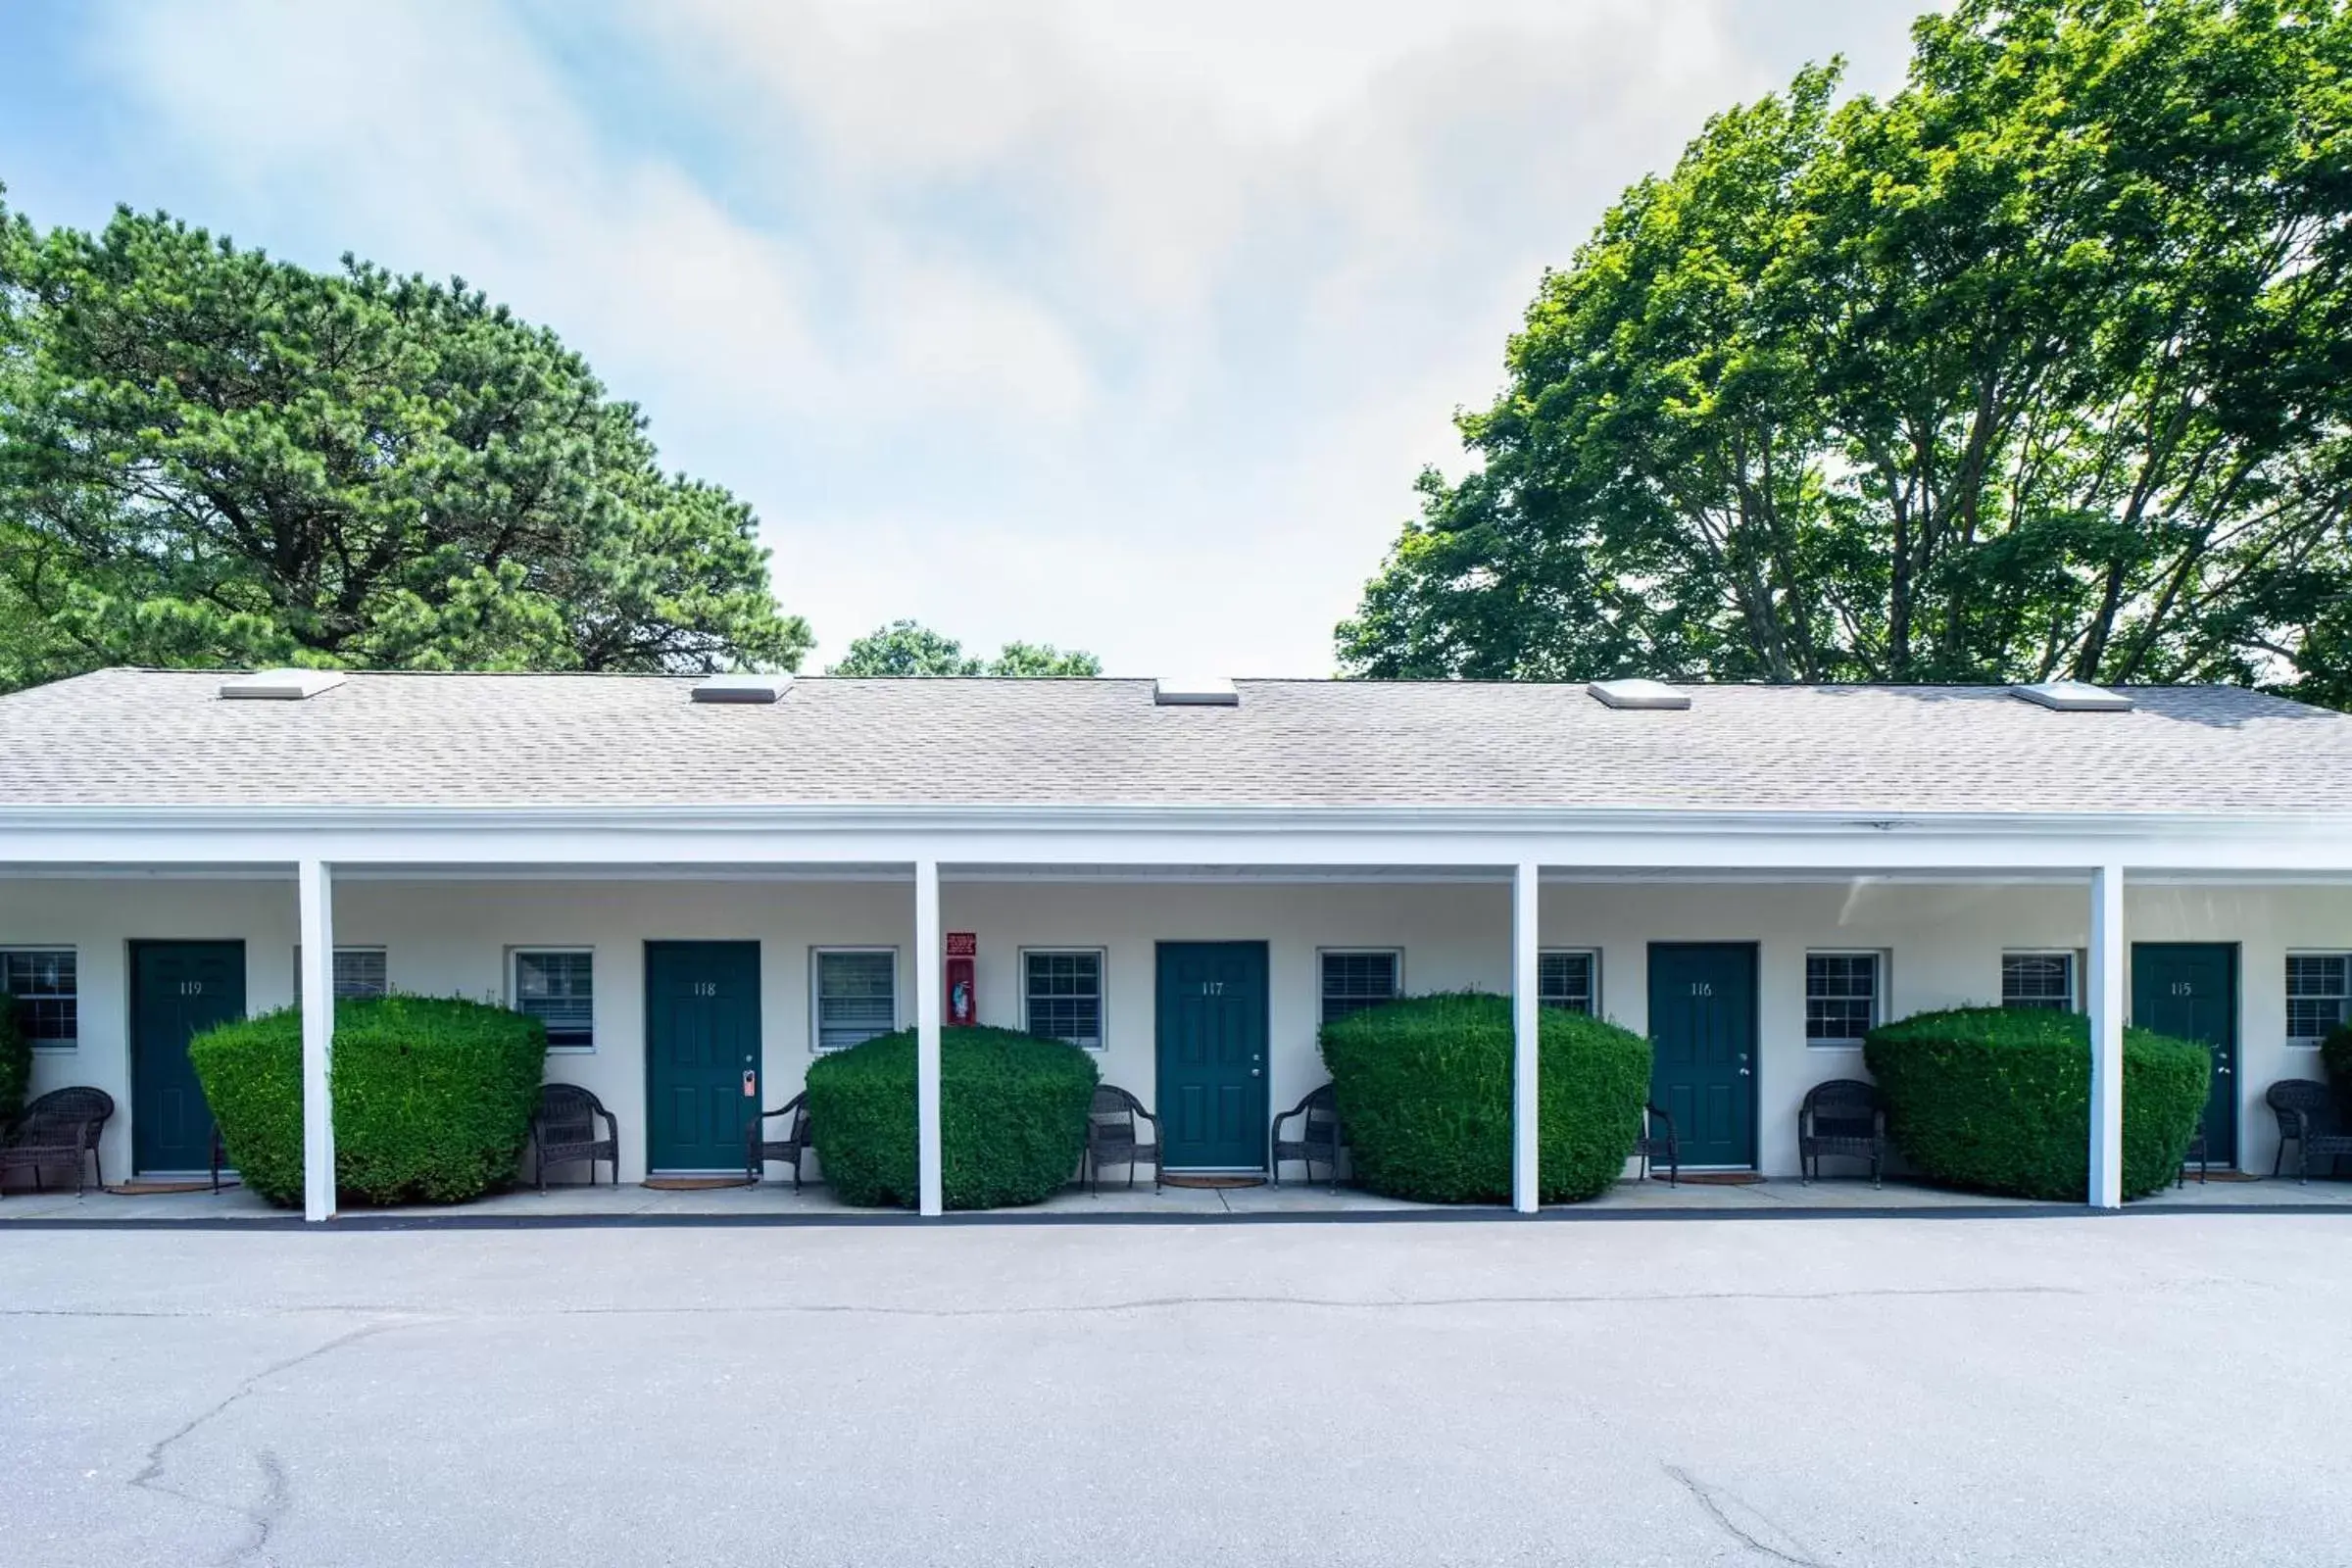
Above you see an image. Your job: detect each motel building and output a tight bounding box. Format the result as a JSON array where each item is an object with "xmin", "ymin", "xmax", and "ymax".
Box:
[{"xmin": 2, "ymin": 666, "xmax": 2349, "ymax": 1219}]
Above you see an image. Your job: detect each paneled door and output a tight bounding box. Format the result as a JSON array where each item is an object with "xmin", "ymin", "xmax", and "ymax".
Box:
[
  {"xmin": 2132, "ymin": 943, "xmax": 2238, "ymax": 1166},
  {"xmin": 1647, "ymin": 943, "xmax": 1758, "ymax": 1168},
  {"xmin": 131, "ymin": 941, "xmax": 246, "ymax": 1174},
  {"xmin": 646, "ymin": 942, "xmax": 761, "ymax": 1172},
  {"xmin": 1155, "ymin": 942, "xmax": 1269, "ymax": 1170}
]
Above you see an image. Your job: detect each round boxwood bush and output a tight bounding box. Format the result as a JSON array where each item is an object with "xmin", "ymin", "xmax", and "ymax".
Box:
[
  {"xmin": 1863, "ymin": 1006, "xmax": 2208, "ymax": 1201},
  {"xmin": 190, "ymin": 995, "xmax": 548, "ymax": 1206},
  {"xmin": 1320, "ymin": 992, "xmax": 1650, "ymax": 1204},
  {"xmin": 807, "ymin": 1026, "xmax": 1098, "ymax": 1209},
  {"xmin": 0, "ymin": 998, "xmax": 29, "ymax": 1125}
]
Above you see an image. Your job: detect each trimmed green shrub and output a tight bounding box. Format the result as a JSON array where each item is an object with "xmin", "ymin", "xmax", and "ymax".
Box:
[
  {"xmin": 807, "ymin": 1026, "xmax": 1099, "ymax": 1209},
  {"xmin": 1320, "ymin": 993, "xmax": 1651, "ymax": 1204},
  {"xmin": 190, "ymin": 996, "xmax": 548, "ymax": 1206},
  {"xmin": 0, "ymin": 999, "xmax": 29, "ymax": 1125},
  {"xmin": 1864, "ymin": 1006, "xmax": 2208, "ymax": 1201}
]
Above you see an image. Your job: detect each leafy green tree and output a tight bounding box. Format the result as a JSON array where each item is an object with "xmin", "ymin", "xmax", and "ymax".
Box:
[
  {"xmin": 828, "ymin": 619, "xmax": 1101, "ymax": 676},
  {"xmin": 1341, "ymin": 0, "xmax": 2352, "ymax": 705},
  {"xmin": 0, "ymin": 192, "xmax": 810, "ymax": 688}
]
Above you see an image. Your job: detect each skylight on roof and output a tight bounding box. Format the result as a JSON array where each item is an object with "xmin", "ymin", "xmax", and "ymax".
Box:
[
  {"xmin": 2011, "ymin": 680, "xmax": 2133, "ymax": 712},
  {"xmin": 1153, "ymin": 676, "xmax": 1239, "ymax": 708},
  {"xmin": 218, "ymin": 669, "xmax": 348, "ymax": 701},
  {"xmin": 692, "ymin": 673, "xmax": 795, "ymax": 705},
  {"xmin": 1587, "ymin": 678, "xmax": 1690, "ymax": 711}
]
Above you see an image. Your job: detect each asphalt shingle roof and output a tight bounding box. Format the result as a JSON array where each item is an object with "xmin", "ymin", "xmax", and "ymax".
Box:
[{"xmin": 1, "ymin": 668, "xmax": 2348, "ymax": 816}]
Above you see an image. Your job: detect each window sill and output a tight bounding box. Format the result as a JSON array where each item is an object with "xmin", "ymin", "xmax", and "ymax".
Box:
[
  {"xmin": 29, "ymin": 1043, "xmax": 76, "ymax": 1055},
  {"xmin": 546, "ymin": 1045, "xmax": 597, "ymax": 1055},
  {"xmin": 1805, "ymin": 1041, "xmax": 1867, "ymax": 1052}
]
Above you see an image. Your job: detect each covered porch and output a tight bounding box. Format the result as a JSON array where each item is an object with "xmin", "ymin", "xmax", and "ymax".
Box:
[{"xmin": 4, "ymin": 801, "xmax": 2348, "ymax": 1222}]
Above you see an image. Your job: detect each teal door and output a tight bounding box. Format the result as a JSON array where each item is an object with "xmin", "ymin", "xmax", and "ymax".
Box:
[
  {"xmin": 1155, "ymin": 942, "xmax": 1269, "ymax": 1170},
  {"xmin": 2132, "ymin": 943, "xmax": 2237, "ymax": 1165},
  {"xmin": 1648, "ymin": 944, "xmax": 1758, "ymax": 1168},
  {"xmin": 646, "ymin": 942, "xmax": 761, "ymax": 1172},
  {"xmin": 131, "ymin": 941, "xmax": 245, "ymax": 1174}
]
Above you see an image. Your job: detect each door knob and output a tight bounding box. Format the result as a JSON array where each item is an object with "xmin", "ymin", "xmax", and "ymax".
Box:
[
  {"xmin": 1739, "ymin": 1066, "xmax": 1752, "ymax": 1077},
  {"xmin": 1250, "ymin": 1067, "xmax": 1261, "ymax": 1077}
]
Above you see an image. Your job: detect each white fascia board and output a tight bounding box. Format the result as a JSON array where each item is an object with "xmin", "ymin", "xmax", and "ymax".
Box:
[{"xmin": 0, "ymin": 804, "xmax": 2349, "ymax": 874}]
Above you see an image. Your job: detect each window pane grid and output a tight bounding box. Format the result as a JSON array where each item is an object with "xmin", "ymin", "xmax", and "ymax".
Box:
[
  {"xmin": 1539, "ymin": 952, "xmax": 1593, "ymax": 1014},
  {"xmin": 1805, "ymin": 953, "xmax": 1878, "ymax": 1044},
  {"xmin": 817, "ymin": 952, "xmax": 897, "ymax": 1053},
  {"xmin": 2002, "ymin": 953, "xmax": 2076, "ymax": 1012},
  {"xmin": 2287, "ymin": 954, "xmax": 2350, "ymax": 1044},
  {"xmin": 2, "ymin": 949, "xmax": 76, "ymax": 1044},
  {"xmin": 515, "ymin": 951, "xmax": 593, "ymax": 1049},
  {"xmin": 1321, "ymin": 952, "xmax": 1398, "ymax": 1026},
  {"xmin": 1025, "ymin": 952, "xmax": 1102, "ymax": 1050}
]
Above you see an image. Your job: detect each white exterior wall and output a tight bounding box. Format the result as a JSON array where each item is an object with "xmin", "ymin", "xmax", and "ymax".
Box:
[{"xmin": 7, "ymin": 873, "xmax": 2347, "ymax": 1187}]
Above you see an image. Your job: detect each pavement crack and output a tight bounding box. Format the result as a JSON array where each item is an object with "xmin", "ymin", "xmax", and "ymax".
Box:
[
  {"xmin": 1664, "ymin": 1464, "xmax": 1822, "ymax": 1566},
  {"xmin": 129, "ymin": 1319, "xmax": 413, "ymax": 1563}
]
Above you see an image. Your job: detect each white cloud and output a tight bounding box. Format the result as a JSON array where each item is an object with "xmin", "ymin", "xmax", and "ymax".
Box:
[{"xmin": 80, "ymin": 0, "xmax": 1925, "ymax": 674}]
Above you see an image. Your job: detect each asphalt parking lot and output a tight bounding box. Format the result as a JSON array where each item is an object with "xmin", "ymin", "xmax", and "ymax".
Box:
[{"xmin": 3, "ymin": 1213, "xmax": 2345, "ymax": 1566}]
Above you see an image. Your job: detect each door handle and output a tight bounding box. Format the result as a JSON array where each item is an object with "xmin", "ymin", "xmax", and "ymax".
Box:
[
  {"xmin": 1250, "ymin": 1067, "xmax": 1261, "ymax": 1077},
  {"xmin": 1739, "ymin": 1066, "xmax": 1752, "ymax": 1077}
]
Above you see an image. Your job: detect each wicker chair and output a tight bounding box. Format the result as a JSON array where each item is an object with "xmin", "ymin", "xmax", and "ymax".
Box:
[
  {"xmin": 1270, "ymin": 1084, "xmax": 1343, "ymax": 1188},
  {"xmin": 2267, "ymin": 1079, "xmax": 2352, "ymax": 1185},
  {"xmin": 0, "ymin": 1087, "xmax": 114, "ymax": 1197},
  {"xmin": 746, "ymin": 1092, "xmax": 814, "ymax": 1191},
  {"xmin": 1085, "ymin": 1085, "xmax": 1161, "ymax": 1195},
  {"xmin": 1635, "ymin": 1102, "xmax": 1679, "ymax": 1186},
  {"xmin": 528, "ymin": 1083, "xmax": 618, "ymax": 1192},
  {"xmin": 2177, "ymin": 1127, "xmax": 2209, "ymax": 1188},
  {"xmin": 1799, "ymin": 1078, "xmax": 1887, "ymax": 1188}
]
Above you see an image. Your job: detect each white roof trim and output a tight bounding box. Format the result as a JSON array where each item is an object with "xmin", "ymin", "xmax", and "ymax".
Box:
[
  {"xmin": 691, "ymin": 673, "xmax": 795, "ymax": 705},
  {"xmin": 1588, "ymin": 678, "xmax": 1690, "ymax": 711},
  {"xmin": 218, "ymin": 669, "xmax": 348, "ymax": 701},
  {"xmin": 1153, "ymin": 676, "xmax": 1239, "ymax": 707},
  {"xmin": 2012, "ymin": 680, "xmax": 2133, "ymax": 712}
]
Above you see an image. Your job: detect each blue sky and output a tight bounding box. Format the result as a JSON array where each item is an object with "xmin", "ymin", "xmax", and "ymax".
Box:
[{"xmin": 0, "ymin": 1, "xmax": 1926, "ymax": 674}]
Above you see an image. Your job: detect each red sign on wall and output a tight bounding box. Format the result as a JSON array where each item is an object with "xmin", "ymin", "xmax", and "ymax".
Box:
[{"xmin": 946, "ymin": 932, "xmax": 977, "ymax": 1025}]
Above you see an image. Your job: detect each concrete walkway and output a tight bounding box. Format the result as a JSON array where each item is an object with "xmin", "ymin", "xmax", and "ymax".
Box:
[{"xmin": 3, "ymin": 1168, "xmax": 2344, "ymax": 1225}]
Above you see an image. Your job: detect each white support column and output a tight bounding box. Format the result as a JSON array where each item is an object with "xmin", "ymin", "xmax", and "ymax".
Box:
[
  {"xmin": 2087, "ymin": 863, "xmax": 2125, "ymax": 1210},
  {"xmin": 1511, "ymin": 859, "xmax": 1541, "ymax": 1214},
  {"xmin": 297, "ymin": 858, "xmax": 336, "ymax": 1223},
  {"xmin": 914, "ymin": 857, "xmax": 944, "ymax": 1218}
]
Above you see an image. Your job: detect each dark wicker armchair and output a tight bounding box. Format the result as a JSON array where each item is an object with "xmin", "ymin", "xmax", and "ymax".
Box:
[
  {"xmin": 529, "ymin": 1083, "xmax": 618, "ymax": 1193},
  {"xmin": 1799, "ymin": 1078, "xmax": 1887, "ymax": 1188},
  {"xmin": 2267, "ymin": 1079, "xmax": 2352, "ymax": 1185},
  {"xmin": 1635, "ymin": 1102, "xmax": 1679, "ymax": 1186},
  {"xmin": 0, "ymin": 1087, "xmax": 114, "ymax": 1198},
  {"xmin": 1270, "ymin": 1084, "xmax": 1343, "ymax": 1188},
  {"xmin": 1086, "ymin": 1085, "xmax": 1161, "ymax": 1195},
  {"xmin": 746, "ymin": 1092, "xmax": 814, "ymax": 1191}
]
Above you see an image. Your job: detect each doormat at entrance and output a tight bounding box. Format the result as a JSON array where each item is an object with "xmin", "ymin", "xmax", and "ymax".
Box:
[
  {"xmin": 2181, "ymin": 1169, "xmax": 2263, "ymax": 1183},
  {"xmin": 1160, "ymin": 1174, "xmax": 1267, "ymax": 1190},
  {"xmin": 640, "ymin": 1177, "xmax": 753, "ymax": 1191},
  {"xmin": 106, "ymin": 1180, "xmax": 220, "ymax": 1196},
  {"xmin": 1660, "ymin": 1171, "xmax": 1766, "ymax": 1186}
]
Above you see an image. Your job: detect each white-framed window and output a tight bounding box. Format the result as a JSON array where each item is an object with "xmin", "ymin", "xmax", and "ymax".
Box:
[
  {"xmin": 1, "ymin": 948, "xmax": 77, "ymax": 1048},
  {"xmin": 1805, "ymin": 951, "xmax": 1884, "ymax": 1048},
  {"xmin": 294, "ymin": 947, "xmax": 390, "ymax": 1002},
  {"xmin": 2002, "ymin": 951, "xmax": 2079, "ymax": 1012},
  {"xmin": 2286, "ymin": 953, "xmax": 2351, "ymax": 1049},
  {"xmin": 512, "ymin": 949, "xmax": 595, "ymax": 1051},
  {"xmin": 1319, "ymin": 950, "xmax": 1401, "ymax": 1028},
  {"xmin": 813, "ymin": 948, "xmax": 899, "ymax": 1053},
  {"xmin": 1539, "ymin": 949, "xmax": 1598, "ymax": 1015},
  {"xmin": 1022, "ymin": 948, "xmax": 1105, "ymax": 1051}
]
